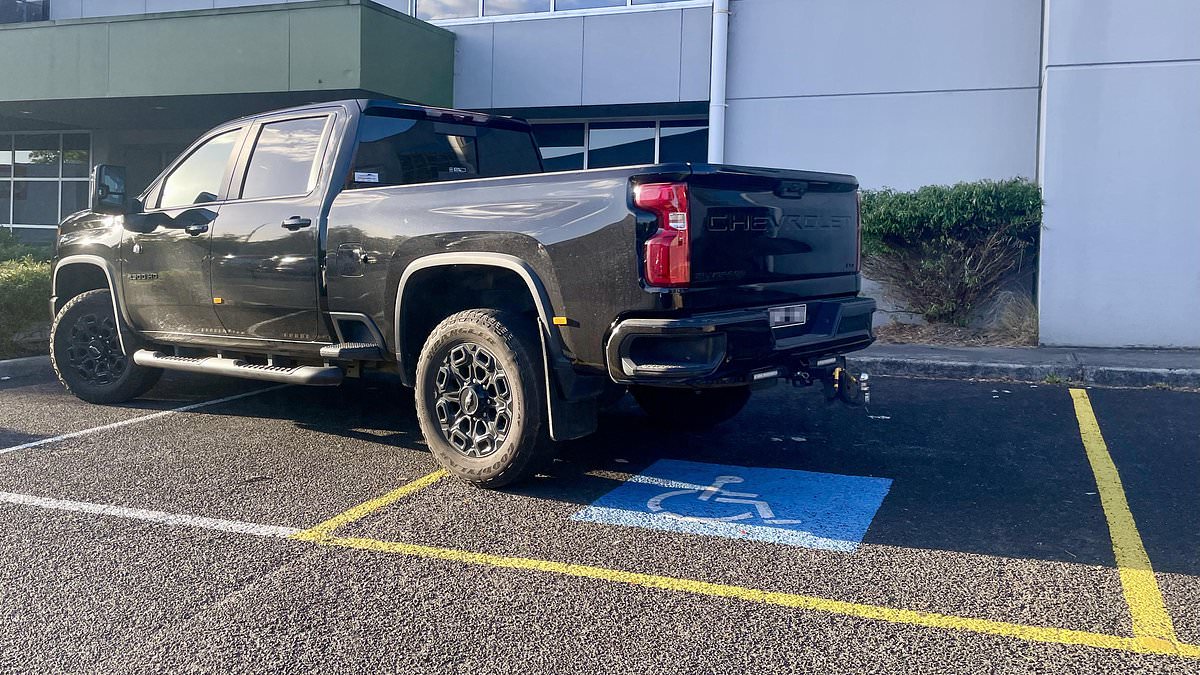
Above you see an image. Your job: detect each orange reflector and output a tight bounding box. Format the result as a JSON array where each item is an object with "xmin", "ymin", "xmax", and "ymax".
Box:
[
  {"xmin": 552, "ymin": 316, "xmax": 569, "ymax": 326},
  {"xmin": 213, "ymin": 297, "xmax": 224, "ymax": 304}
]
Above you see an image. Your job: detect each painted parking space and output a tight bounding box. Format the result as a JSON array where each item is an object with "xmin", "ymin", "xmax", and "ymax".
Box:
[
  {"xmin": 0, "ymin": 371, "xmax": 1197, "ymax": 670},
  {"xmin": 571, "ymin": 459, "xmax": 892, "ymax": 552}
]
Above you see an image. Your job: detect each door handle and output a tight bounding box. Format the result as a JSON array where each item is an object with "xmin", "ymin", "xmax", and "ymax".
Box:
[
  {"xmin": 281, "ymin": 216, "xmax": 312, "ymax": 231},
  {"xmin": 184, "ymin": 223, "xmax": 209, "ymax": 236}
]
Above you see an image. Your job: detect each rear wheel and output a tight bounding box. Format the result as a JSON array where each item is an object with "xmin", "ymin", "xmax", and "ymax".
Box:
[
  {"xmin": 414, "ymin": 309, "xmax": 551, "ymax": 488},
  {"xmin": 631, "ymin": 385, "xmax": 751, "ymax": 429},
  {"xmin": 50, "ymin": 289, "xmax": 162, "ymax": 404}
]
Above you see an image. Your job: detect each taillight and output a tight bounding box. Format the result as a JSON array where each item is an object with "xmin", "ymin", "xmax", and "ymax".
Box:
[{"xmin": 636, "ymin": 182, "xmax": 690, "ymax": 287}]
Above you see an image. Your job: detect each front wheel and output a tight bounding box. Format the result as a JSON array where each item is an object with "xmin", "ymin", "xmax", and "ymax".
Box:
[
  {"xmin": 50, "ymin": 289, "xmax": 162, "ymax": 404},
  {"xmin": 631, "ymin": 385, "xmax": 751, "ymax": 429},
  {"xmin": 414, "ymin": 309, "xmax": 551, "ymax": 488}
]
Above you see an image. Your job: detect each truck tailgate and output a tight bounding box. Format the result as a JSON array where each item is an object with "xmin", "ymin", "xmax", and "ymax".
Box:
[{"xmin": 685, "ymin": 166, "xmax": 859, "ymax": 287}]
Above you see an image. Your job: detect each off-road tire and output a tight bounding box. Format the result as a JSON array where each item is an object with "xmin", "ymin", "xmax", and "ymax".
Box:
[
  {"xmin": 50, "ymin": 289, "xmax": 162, "ymax": 404},
  {"xmin": 415, "ymin": 309, "xmax": 551, "ymax": 488},
  {"xmin": 630, "ymin": 385, "xmax": 752, "ymax": 429}
]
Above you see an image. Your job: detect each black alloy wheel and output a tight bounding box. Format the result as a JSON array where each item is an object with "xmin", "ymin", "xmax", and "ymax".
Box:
[{"xmin": 433, "ymin": 342, "xmax": 513, "ymax": 459}]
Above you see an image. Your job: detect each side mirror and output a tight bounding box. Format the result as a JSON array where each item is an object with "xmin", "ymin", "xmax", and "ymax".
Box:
[{"xmin": 90, "ymin": 164, "xmax": 128, "ymax": 215}]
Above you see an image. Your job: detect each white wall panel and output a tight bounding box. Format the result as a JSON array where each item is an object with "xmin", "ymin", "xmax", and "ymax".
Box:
[
  {"xmin": 451, "ymin": 9, "xmax": 710, "ymax": 109},
  {"xmin": 492, "ymin": 17, "xmax": 585, "ymax": 108},
  {"xmin": 583, "ymin": 11, "xmax": 682, "ymax": 105},
  {"xmin": 452, "ymin": 22, "xmax": 494, "ymax": 110},
  {"xmin": 726, "ymin": 88, "xmax": 1039, "ymax": 191},
  {"xmin": 727, "ymin": 0, "xmax": 1042, "ymax": 99},
  {"xmin": 1046, "ymin": 0, "xmax": 1200, "ymax": 65},
  {"xmin": 679, "ymin": 7, "xmax": 712, "ymax": 101},
  {"xmin": 1038, "ymin": 62, "xmax": 1200, "ymax": 347}
]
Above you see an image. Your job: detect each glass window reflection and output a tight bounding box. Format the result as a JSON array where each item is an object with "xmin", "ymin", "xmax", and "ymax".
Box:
[{"xmin": 587, "ymin": 122, "xmax": 655, "ymax": 169}]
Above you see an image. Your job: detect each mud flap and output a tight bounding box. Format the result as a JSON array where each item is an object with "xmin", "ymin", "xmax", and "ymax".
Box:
[{"xmin": 539, "ymin": 324, "xmax": 601, "ymax": 441}]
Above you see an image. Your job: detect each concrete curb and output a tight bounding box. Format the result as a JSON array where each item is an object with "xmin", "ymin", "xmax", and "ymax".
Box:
[
  {"xmin": 0, "ymin": 355, "xmax": 51, "ymax": 380},
  {"xmin": 849, "ymin": 354, "xmax": 1200, "ymax": 389}
]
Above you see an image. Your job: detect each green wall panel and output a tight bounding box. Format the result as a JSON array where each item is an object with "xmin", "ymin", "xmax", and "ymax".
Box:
[
  {"xmin": 108, "ymin": 12, "xmax": 292, "ymax": 97},
  {"xmin": 0, "ymin": 23, "xmax": 110, "ymax": 100},
  {"xmin": 0, "ymin": 1, "xmax": 454, "ymax": 104},
  {"xmin": 289, "ymin": 6, "xmax": 363, "ymax": 92}
]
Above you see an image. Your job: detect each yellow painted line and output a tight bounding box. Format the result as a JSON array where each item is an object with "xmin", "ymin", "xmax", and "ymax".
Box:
[
  {"xmin": 289, "ymin": 438, "xmax": 1200, "ymax": 659},
  {"xmin": 291, "ymin": 469, "xmax": 447, "ymax": 541},
  {"xmin": 1070, "ymin": 388, "xmax": 1177, "ymax": 642},
  {"xmin": 309, "ymin": 533, "xmax": 1199, "ymax": 658}
]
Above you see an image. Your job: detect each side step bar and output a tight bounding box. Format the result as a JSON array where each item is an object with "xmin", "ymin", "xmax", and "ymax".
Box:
[{"xmin": 132, "ymin": 350, "xmax": 343, "ymax": 386}]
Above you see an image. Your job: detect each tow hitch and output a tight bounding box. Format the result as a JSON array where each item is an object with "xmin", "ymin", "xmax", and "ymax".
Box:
[{"xmin": 790, "ymin": 357, "xmax": 871, "ymax": 407}]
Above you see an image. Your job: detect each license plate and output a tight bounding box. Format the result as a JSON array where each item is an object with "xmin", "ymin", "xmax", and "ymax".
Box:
[{"xmin": 769, "ymin": 304, "xmax": 807, "ymax": 328}]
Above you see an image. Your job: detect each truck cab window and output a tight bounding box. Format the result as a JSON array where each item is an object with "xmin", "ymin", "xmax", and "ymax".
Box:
[
  {"xmin": 158, "ymin": 128, "xmax": 241, "ymax": 209},
  {"xmin": 241, "ymin": 117, "xmax": 328, "ymax": 200},
  {"xmin": 348, "ymin": 115, "xmax": 542, "ymax": 189}
]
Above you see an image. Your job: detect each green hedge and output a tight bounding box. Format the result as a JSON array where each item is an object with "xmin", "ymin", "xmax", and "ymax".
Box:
[
  {"xmin": 0, "ymin": 256, "xmax": 52, "ymax": 359},
  {"xmin": 0, "ymin": 228, "xmax": 52, "ymax": 263},
  {"xmin": 860, "ymin": 179, "xmax": 1042, "ymax": 324}
]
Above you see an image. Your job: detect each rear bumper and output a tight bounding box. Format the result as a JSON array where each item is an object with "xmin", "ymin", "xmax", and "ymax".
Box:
[{"xmin": 605, "ymin": 296, "xmax": 875, "ymax": 386}]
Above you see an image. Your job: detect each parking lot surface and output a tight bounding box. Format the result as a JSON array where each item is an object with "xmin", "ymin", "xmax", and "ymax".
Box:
[{"xmin": 0, "ymin": 367, "xmax": 1196, "ymax": 673}]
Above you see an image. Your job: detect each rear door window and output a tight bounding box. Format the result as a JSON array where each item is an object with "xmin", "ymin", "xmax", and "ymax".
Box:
[
  {"xmin": 240, "ymin": 116, "xmax": 329, "ymax": 200},
  {"xmin": 348, "ymin": 115, "xmax": 542, "ymax": 189}
]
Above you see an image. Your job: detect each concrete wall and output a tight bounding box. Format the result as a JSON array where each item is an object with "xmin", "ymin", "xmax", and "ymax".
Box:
[
  {"xmin": 450, "ymin": 7, "xmax": 711, "ymax": 110},
  {"xmin": 722, "ymin": 0, "xmax": 1042, "ymax": 190},
  {"xmin": 1037, "ymin": 0, "xmax": 1200, "ymax": 347}
]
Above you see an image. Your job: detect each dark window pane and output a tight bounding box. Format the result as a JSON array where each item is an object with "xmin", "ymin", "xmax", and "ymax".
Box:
[
  {"xmin": 659, "ymin": 121, "xmax": 708, "ymax": 164},
  {"xmin": 0, "ymin": 0, "xmax": 48, "ymax": 23},
  {"xmin": 349, "ymin": 114, "xmax": 541, "ymax": 188},
  {"xmin": 14, "ymin": 134, "xmax": 59, "ymax": 178},
  {"xmin": 485, "ymin": 0, "xmax": 548, "ymax": 14},
  {"xmin": 415, "ymin": 0, "xmax": 478, "ymax": 20},
  {"xmin": 12, "ymin": 180, "xmax": 59, "ymax": 225},
  {"xmin": 587, "ymin": 122, "xmax": 654, "ymax": 169},
  {"xmin": 553, "ymin": 0, "xmax": 624, "ymax": 9},
  {"xmin": 241, "ymin": 117, "xmax": 327, "ymax": 200},
  {"xmin": 0, "ymin": 135, "xmax": 11, "ymax": 178},
  {"xmin": 62, "ymin": 134, "xmax": 91, "ymax": 178},
  {"xmin": 0, "ymin": 181, "xmax": 10, "ymax": 224},
  {"xmin": 61, "ymin": 181, "xmax": 89, "ymax": 219},
  {"xmin": 158, "ymin": 129, "xmax": 241, "ymax": 208},
  {"xmin": 533, "ymin": 124, "xmax": 585, "ymax": 172}
]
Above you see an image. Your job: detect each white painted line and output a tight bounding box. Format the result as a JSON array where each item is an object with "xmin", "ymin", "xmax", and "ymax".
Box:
[
  {"xmin": 0, "ymin": 385, "xmax": 289, "ymax": 455},
  {"xmin": 0, "ymin": 491, "xmax": 301, "ymax": 539}
]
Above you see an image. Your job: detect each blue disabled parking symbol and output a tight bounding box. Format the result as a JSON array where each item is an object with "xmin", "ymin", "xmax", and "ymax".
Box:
[{"xmin": 572, "ymin": 459, "xmax": 892, "ymax": 552}]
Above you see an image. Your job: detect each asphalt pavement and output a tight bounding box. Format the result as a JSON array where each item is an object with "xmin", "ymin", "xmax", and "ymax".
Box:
[{"xmin": 0, "ymin": 367, "xmax": 1196, "ymax": 673}]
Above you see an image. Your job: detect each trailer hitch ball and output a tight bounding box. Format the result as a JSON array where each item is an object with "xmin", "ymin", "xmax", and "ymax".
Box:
[{"xmin": 828, "ymin": 367, "xmax": 870, "ymax": 406}]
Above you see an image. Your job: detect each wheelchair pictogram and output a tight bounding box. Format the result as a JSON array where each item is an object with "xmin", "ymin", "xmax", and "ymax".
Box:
[{"xmin": 646, "ymin": 475, "xmax": 804, "ymax": 525}]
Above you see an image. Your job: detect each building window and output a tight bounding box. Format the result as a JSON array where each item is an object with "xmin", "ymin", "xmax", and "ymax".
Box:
[
  {"xmin": 1, "ymin": 132, "xmax": 92, "ymax": 232},
  {"xmin": 532, "ymin": 119, "xmax": 706, "ymax": 171},
  {"xmin": 415, "ymin": 0, "xmax": 705, "ymax": 22},
  {"xmin": 0, "ymin": 0, "xmax": 48, "ymax": 24}
]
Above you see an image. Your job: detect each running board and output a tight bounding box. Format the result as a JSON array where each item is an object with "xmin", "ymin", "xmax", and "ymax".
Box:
[{"xmin": 132, "ymin": 350, "xmax": 343, "ymax": 386}]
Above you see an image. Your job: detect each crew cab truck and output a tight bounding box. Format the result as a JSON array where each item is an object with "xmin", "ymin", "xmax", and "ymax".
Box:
[{"xmin": 50, "ymin": 99, "xmax": 875, "ymax": 487}]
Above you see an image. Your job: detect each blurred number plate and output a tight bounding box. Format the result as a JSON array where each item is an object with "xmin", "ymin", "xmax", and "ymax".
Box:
[{"xmin": 770, "ymin": 304, "xmax": 807, "ymax": 328}]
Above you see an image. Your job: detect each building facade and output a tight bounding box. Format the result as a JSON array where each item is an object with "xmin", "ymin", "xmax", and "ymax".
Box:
[{"xmin": 0, "ymin": 0, "xmax": 1196, "ymax": 347}]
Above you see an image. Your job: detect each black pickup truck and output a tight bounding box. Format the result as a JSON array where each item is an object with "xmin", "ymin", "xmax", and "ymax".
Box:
[{"xmin": 50, "ymin": 99, "xmax": 875, "ymax": 486}]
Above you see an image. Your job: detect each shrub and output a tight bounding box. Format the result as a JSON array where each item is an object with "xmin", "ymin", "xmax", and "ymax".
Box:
[
  {"xmin": 0, "ymin": 228, "xmax": 52, "ymax": 263},
  {"xmin": 0, "ymin": 256, "xmax": 52, "ymax": 358},
  {"xmin": 860, "ymin": 178, "xmax": 1042, "ymax": 325}
]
